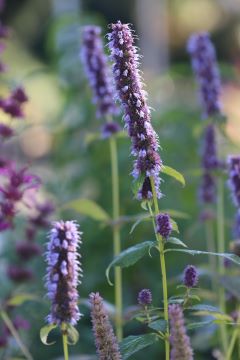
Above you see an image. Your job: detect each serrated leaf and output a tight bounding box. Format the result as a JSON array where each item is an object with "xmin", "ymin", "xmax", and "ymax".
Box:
[
  {"xmin": 40, "ymin": 324, "xmax": 57, "ymax": 345},
  {"xmin": 66, "ymin": 324, "xmax": 79, "ymax": 345},
  {"xmin": 167, "ymin": 237, "xmax": 188, "ymax": 248},
  {"xmin": 7, "ymin": 293, "xmax": 37, "ymax": 307},
  {"xmin": 148, "ymin": 319, "xmax": 166, "ymax": 333},
  {"xmin": 120, "ymin": 334, "xmax": 160, "ymax": 359},
  {"xmin": 63, "ymin": 198, "xmax": 110, "ymax": 221},
  {"xmin": 106, "ymin": 241, "xmax": 156, "ymax": 285},
  {"xmin": 164, "ymin": 248, "xmax": 240, "ymax": 266},
  {"xmin": 161, "ymin": 165, "xmax": 185, "ymax": 187}
]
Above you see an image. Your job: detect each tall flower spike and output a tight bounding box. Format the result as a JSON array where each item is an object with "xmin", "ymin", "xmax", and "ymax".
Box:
[
  {"xmin": 45, "ymin": 220, "xmax": 82, "ymax": 326},
  {"xmin": 201, "ymin": 124, "xmax": 218, "ymax": 171},
  {"xmin": 228, "ymin": 155, "xmax": 240, "ymax": 208},
  {"xmin": 199, "ymin": 172, "xmax": 216, "ymax": 204},
  {"xmin": 89, "ymin": 292, "xmax": 122, "ymax": 360},
  {"xmin": 187, "ymin": 32, "xmax": 222, "ymax": 119},
  {"xmin": 81, "ymin": 25, "xmax": 118, "ymax": 118},
  {"xmin": 108, "ymin": 21, "xmax": 162, "ymax": 200},
  {"xmin": 169, "ymin": 304, "xmax": 194, "ymax": 360}
]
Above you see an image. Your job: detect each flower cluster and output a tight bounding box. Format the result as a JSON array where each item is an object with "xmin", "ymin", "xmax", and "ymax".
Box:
[
  {"xmin": 89, "ymin": 292, "xmax": 122, "ymax": 360},
  {"xmin": 81, "ymin": 25, "xmax": 118, "ymax": 118},
  {"xmin": 108, "ymin": 21, "xmax": 162, "ymax": 200},
  {"xmin": 156, "ymin": 213, "xmax": 172, "ymax": 238},
  {"xmin": 45, "ymin": 221, "xmax": 82, "ymax": 325},
  {"xmin": 169, "ymin": 304, "xmax": 194, "ymax": 360},
  {"xmin": 183, "ymin": 265, "xmax": 198, "ymax": 288},
  {"xmin": 137, "ymin": 289, "xmax": 152, "ymax": 306},
  {"xmin": 0, "ymin": 86, "xmax": 28, "ymax": 119},
  {"xmin": 187, "ymin": 32, "xmax": 222, "ymax": 119}
]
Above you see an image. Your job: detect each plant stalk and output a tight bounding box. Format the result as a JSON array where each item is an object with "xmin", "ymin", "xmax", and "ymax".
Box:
[
  {"xmin": 216, "ymin": 177, "xmax": 228, "ymax": 355},
  {"xmin": 149, "ymin": 176, "xmax": 170, "ymax": 360},
  {"xmin": 61, "ymin": 323, "xmax": 69, "ymax": 360},
  {"xmin": 205, "ymin": 220, "xmax": 217, "ymax": 292},
  {"xmin": 109, "ymin": 135, "xmax": 122, "ymax": 341},
  {"xmin": 0, "ymin": 310, "xmax": 33, "ymax": 360}
]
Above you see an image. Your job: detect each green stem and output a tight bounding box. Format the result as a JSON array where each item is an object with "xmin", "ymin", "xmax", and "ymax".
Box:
[
  {"xmin": 61, "ymin": 323, "xmax": 69, "ymax": 360},
  {"xmin": 109, "ymin": 135, "xmax": 122, "ymax": 341},
  {"xmin": 149, "ymin": 176, "xmax": 170, "ymax": 360},
  {"xmin": 216, "ymin": 177, "xmax": 228, "ymax": 355},
  {"xmin": 0, "ymin": 310, "xmax": 33, "ymax": 360},
  {"xmin": 205, "ymin": 220, "xmax": 217, "ymax": 292}
]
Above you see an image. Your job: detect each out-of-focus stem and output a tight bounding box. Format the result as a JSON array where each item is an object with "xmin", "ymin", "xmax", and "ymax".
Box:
[
  {"xmin": 149, "ymin": 176, "xmax": 170, "ymax": 360},
  {"xmin": 216, "ymin": 177, "xmax": 228, "ymax": 355},
  {"xmin": 205, "ymin": 220, "xmax": 217, "ymax": 292}
]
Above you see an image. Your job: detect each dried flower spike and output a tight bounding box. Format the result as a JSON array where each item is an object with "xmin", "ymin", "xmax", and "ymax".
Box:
[
  {"xmin": 137, "ymin": 289, "xmax": 152, "ymax": 306},
  {"xmin": 156, "ymin": 213, "xmax": 172, "ymax": 238},
  {"xmin": 45, "ymin": 220, "xmax": 82, "ymax": 325},
  {"xmin": 183, "ymin": 265, "xmax": 198, "ymax": 288},
  {"xmin": 108, "ymin": 21, "xmax": 162, "ymax": 200},
  {"xmin": 169, "ymin": 304, "xmax": 193, "ymax": 360},
  {"xmin": 89, "ymin": 292, "xmax": 122, "ymax": 360},
  {"xmin": 81, "ymin": 25, "xmax": 118, "ymax": 118},
  {"xmin": 187, "ymin": 32, "xmax": 222, "ymax": 119}
]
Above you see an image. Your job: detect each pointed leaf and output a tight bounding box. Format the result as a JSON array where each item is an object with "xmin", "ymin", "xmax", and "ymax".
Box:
[
  {"xmin": 161, "ymin": 165, "xmax": 185, "ymax": 187},
  {"xmin": 164, "ymin": 248, "xmax": 240, "ymax": 266},
  {"xmin": 7, "ymin": 293, "xmax": 37, "ymax": 307},
  {"xmin": 162, "ymin": 209, "xmax": 190, "ymax": 219},
  {"xmin": 129, "ymin": 214, "xmax": 150, "ymax": 234},
  {"xmin": 187, "ymin": 320, "xmax": 214, "ymax": 330},
  {"xmin": 120, "ymin": 334, "xmax": 160, "ymax": 359},
  {"xmin": 66, "ymin": 324, "xmax": 79, "ymax": 345},
  {"xmin": 106, "ymin": 241, "xmax": 156, "ymax": 285},
  {"xmin": 63, "ymin": 198, "xmax": 110, "ymax": 221},
  {"xmin": 148, "ymin": 319, "xmax": 166, "ymax": 333},
  {"xmin": 40, "ymin": 324, "xmax": 57, "ymax": 345},
  {"xmin": 170, "ymin": 218, "xmax": 179, "ymax": 233},
  {"xmin": 167, "ymin": 237, "xmax": 188, "ymax": 248}
]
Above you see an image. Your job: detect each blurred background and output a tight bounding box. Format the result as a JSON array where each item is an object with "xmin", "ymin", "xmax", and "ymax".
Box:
[{"xmin": 0, "ymin": 0, "xmax": 240, "ymax": 359}]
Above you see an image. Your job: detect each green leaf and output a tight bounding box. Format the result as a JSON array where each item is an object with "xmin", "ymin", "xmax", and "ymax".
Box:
[
  {"xmin": 63, "ymin": 198, "xmax": 110, "ymax": 221},
  {"xmin": 161, "ymin": 165, "xmax": 185, "ymax": 187},
  {"xmin": 162, "ymin": 209, "xmax": 190, "ymax": 219},
  {"xmin": 187, "ymin": 320, "xmax": 214, "ymax": 330},
  {"xmin": 164, "ymin": 248, "xmax": 240, "ymax": 266},
  {"xmin": 170, "ymin": 218, "xmax": 179, "ymax": 233},
  {"xmin": 167, "ymin": 237, "xmax": 188, "ymax": 248},
  {"xmin": 148, "ymin": 319, "xmax": 166, "ymax": 333},
  {"xmin": 120, "ymin": 334, "xmax": 160, "ymax": 359},
  {"xmin": 40, "ymin": 324, "xmax": 57, "ymax": 345},
  {"xmin": 66, "ymin": 324, "xmax": 79, "ymax": 345},
  {"xmin": 84, "ymin": 132, "xmax": 100, "ymax": 146},
  {"xmin": 129, "ymin": 214, "xmax": 150, "ymax": 234},
  {"xmin": 7, "ymin": 293, "xmax": 37, "ymax": 307},
  {"xmin": 106, "ymin": 241, "xmax": 156, "ymax": 285},
  {"xmin": 187, "ymin": 304, "xmax": 232, "ymax": 321}
]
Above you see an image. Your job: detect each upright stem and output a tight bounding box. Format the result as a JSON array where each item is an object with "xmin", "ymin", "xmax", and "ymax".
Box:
[
  {"xmin": 149, "ymin": 176, "xmax": 170, "ymax": 360},
  {"xmin": 216, "ymin": 177, "xmax": 228, "ymax": 354},
  {"xmin": 0, "ymin": 310, "xmax": 33, "ymax": 360},
  {"xmin": 205, "ymin": 220, "xmax": 217, "ymax": 292},
  {"xmin": 61, "ymin": 323, "xmax": 69, "ymax": 360},
  {"xmin": 109, "ymin": 135, "xmax": 122, "ymax": 341},
  {"xmin": 226, "ymin": 327, "xmax": 239, "ymax": 360}
]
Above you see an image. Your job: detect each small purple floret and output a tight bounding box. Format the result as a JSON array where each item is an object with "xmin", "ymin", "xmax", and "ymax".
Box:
[
  {"xmin": 137, "ymin": 289, "xmax": 152, "ymax": 306},
  {"xmin": 101, "ymin": 121, "xmax": 121, "ymax": 139},
  {"xmin": 183, "ymin": 265, "xmax": 198, "ymax": 288},
  {"xmin": 156, "ymin": 213, "xmax": 172, "ymax": 238},
  {"xmin": 45, "ymin": 220, "xmax": 82, "ymax": 326},
  {"xmin": 169, "ymin": 304, "xmax": 193, "ymax": 360},
  {"xmin": 187, "ymin": 32, "xmax": 222, "ymax": 119}
]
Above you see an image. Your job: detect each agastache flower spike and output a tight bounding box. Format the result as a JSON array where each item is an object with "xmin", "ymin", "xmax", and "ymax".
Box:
[
  {"xmin": 187, "ymin": 32, "xmax": 222, "ymax": 119},
  {"xmin": 89, "ymin": 292, "xmax": 122, "ymax": 360},
  {"xmin": 228, "ymin": 156, "xmax": 240, "ymax": 208},
  {"xmin": 201, "ymin": 124, "xmax": 218, "ymax": 170},
  {"xmin": 169, "ymin": 304, "xmax": 193, "ymax": 360},
  {"xmin": 108, "ymin": 21, "xmax": 162, "ymax": 199},
  {"xmin": 156, "ymin": 213, "xmax": 172, "ymax": 238},
  {"xmin": 199, "ymin": 172, "xmax": 216, "ymax": 204},
  {"xmin": 81, "ymin": 25, "xmax": 118, "ymax": 118},
  {"xmin": 137, "ymin": 289, "xmax": 152, "ymax": 306},
  {"xmin": 183, "ymin": 265, "xmax": 198, "ymax": 288},
  {"xmin": 45, "ymin": 221, "xmax": 82, "ymax": 326}
]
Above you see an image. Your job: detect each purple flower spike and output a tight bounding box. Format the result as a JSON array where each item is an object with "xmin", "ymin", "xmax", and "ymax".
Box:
[
  {"xmin": 201, "ymin": 124, "xmax": 218, "ymax": 170},
  {"xmin": 187, "ymin": 32, "xmax": 222, "ymax": 119},
  {"xmin": 0, "ymin": 123, "xmax": 14, "ymax": 138},
  {"xmin": 183, "ymin": 265, "xmax": 198, "ymax": 288},
  {"xmin": 199, "ymin": 172, "xmax": 216, "ymax": 204},
  {"xmin": 101, "ymin": 121, "xmax": 121, "ymax": 139},
  {"xmin": 89, "ymin": 292, "xmax": 122, "ymax": 360},
  {"xmin": 138, "ymin": 289, "xmax": 152, "ymax": 306},
  {"xmin": 169, "ymin": 304, "xmax": 194, "ymax": 360},
  {"xmin": 156, "ymin": 213, "xmax": 172, "ymax": 238},
  {"xmin": 108, "ymin": 21, "xmax": 162, "ymax": 200},
  {"xmin": 228, "ymin": 155, "xmax": 240, "ymax": 208},
  {"xmin": 233, "ymin": 209, "xmax": 240, "ymax": 238},
  {"xmin": 45, "ymin": 220, "xmax": 82, "ymax": 326},
  {"xmin": 81, "ymin": 25, "xmax": 118, "ymax": 118}
]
